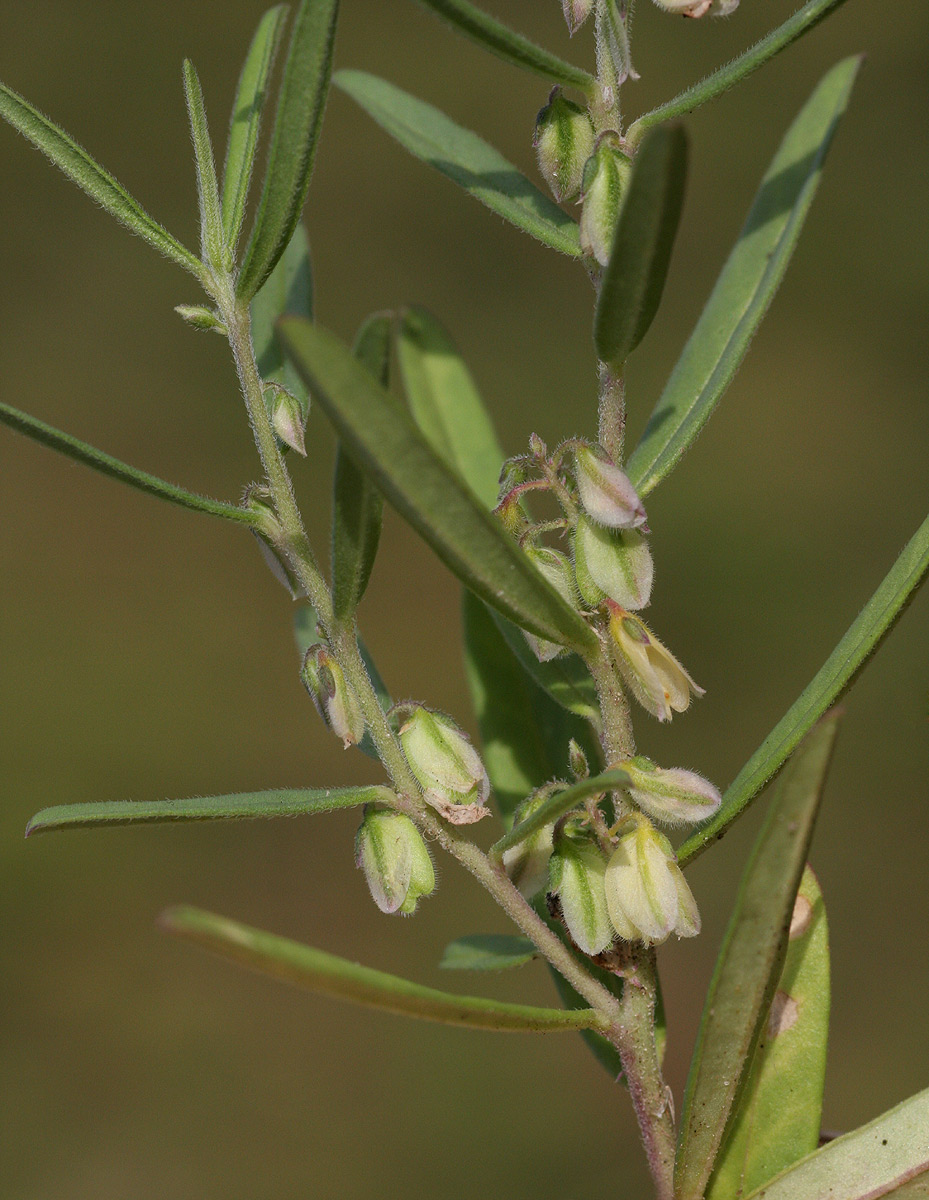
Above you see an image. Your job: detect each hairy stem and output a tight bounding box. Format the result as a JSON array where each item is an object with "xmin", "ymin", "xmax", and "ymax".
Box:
[{"xmin": 598, "ymin": 361, "xmax": 626, "ymax": 464}]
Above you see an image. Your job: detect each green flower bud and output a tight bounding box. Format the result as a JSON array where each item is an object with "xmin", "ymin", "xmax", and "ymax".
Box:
[
  {"xmin": 549, "ymin": 835, "xmax": 614, "ymax": 956},
  {"xmin": 399, "ymin": 707, "xmax": 490, "ymax": 825},
  {"xmin": 562, "ymin": 0, "xmax": 594, "ymax": 34},
  {"xmin": 534, "ymin": 88, "xmax": 595, "ymax": 203},
  {"xmin": 502, "ymin": 786, "xmax": 558, "ymax": 899},
  {"xmin": 574, "ymin": 445, "xmax": 646, "ymax": 529},
  {"xmin": 523, "ymin": 545, "xmax": 578, "ymax": 661},
  {"xmin": 619, "ymin": 757, "xmax": 721, "ymax": 826},
  {"xmin": 651, "ymin": 0, "xmax": 739, "ymax": 16},
  {"xmin": 265, "ymin": 382, "xmax": 307, "ymax": 457},
  {"xmin": 244, "ymin": 485, "xmax": 304, "ymax": 597},
  {"xmin": 174, "ymin": 303, "xmax": 226, "ymax": 333},
  {"xmin": 301, "ymin": 645, "xmax": 365, "ymax": 748},
  {"xmin": 605, "ymin": 817, "xmax": 700, "ymax": 944},
  {"xmin": 355, "ymin": 807, "xmax": 436, "ymax": 915},
  {"xmin": 568, "ymin": 738, "xmax": 589, "ymax": 780},
  {"xmin": 579, "ymin": 137, "xmax": 630, "ymax": 266},
  {"xmin": 607, "ymin": 604, "xmax": 704, "ymax": 722},
  {"xmin": 574, "ymin": 515, "xmax": 653, "ymax": 609}
]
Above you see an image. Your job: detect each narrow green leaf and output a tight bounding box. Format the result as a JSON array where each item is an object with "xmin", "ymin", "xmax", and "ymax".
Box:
[
  {"xmin": 463, "ymin": 593, "xmax": 599, "ymax": 826},
  {"xmin": 250, "ymin": 223, "xmax": 313, "ymax": 405},
  {"xmin": 0, "ymin": 80, "xmax": 203, "ymax": 278},
  {"xmin": 440, "ymin": 934, "xmax": 537, "ymax": 970},
  {"xmin": 679, "ymin": 512, "xmax": 929, "ymax": 867},
  {"xmin": 334, "ymin": 70, "xmax": 581, "ymax": 257},
  {"xmin": 490, "ymin": 610, "xmax": 601, "ymax": 721},
  {"xmin": 161, "ymin": 905, "xmax": 606, "ymax": 1033},
  {"xmin": 593, "ymin": 124, "xmax": 688, "ymax": 366},
  {"xmin": 627, "ymin": 0, "xmax": 854, "ymax": 147},
  {"xmin": 278, "ymin": 318, "xmax": 597, "ymax": 654},
  {"xmin": 26, "ymin": 785, "xmax": 390, "ymax": 836},
  {"xmin": 182, "ymin": 59, "xmax": 228, "ymax": 272},
  {"xmin": 626, "ymin": 58, "xmax": 861, "ymax": 498},
  {"xmin": 707, "ymin": 866, "xmax": 829, "ymax": 1199},
  {"xmin": 675, "ymin": 712, "xmax": 841, "ymax": 1200},
  {"xmin": 397, "ymin": 306, "xmax": 504, "ymax": 509},
  {"xmin": 331, "ymin": 314, "xmax": 391, "ymax": 621},
  {"xmin": 0, "ymin": 397, "xmax": 255, "ymax": 525},
  {"xmin": 237, "ymin": 0, "xmax": 339, "ymax": 301},
  {"xmin": 221, "ymin": 4, "xmax": 288, "ymax": 251},
  {"xmin": 743, "ymin": 1087, "xmax": 929, "ymax": 1200},
  {"xmin": 491, "ymin": 769, "xmax": 631, "ymax": 860},
  {"xmin": 414, "ymin": 0, "xmax": 595, "ymax": 93}
]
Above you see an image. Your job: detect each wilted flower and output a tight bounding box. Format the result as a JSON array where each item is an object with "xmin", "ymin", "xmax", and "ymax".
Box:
[
  {"xmin": 607, "ymin": 604, "xmax": 704, "ymax": 722},
  {"xmin": 574, "ymin": 446, "xmax": 646, "ymax": 529},
  {"xmin": 301, "ymin": 645, "xmax": 365, "ymax": 748},
  {"xmin": 619, "ymin": 757, "xmax": 721, "ymax": 826},
  {"xmin": 604, "ymin": 817, "xmax": 700, "ymax": 944},
  {"xmin": 399, "ymin": 707, "xmax": 490, "ymax": 824},
  {"xmin": 549, "ymin": 835, "xmax": 614, "ymax": 956},
  {"xmin": 574, "ymin": 515, "xmax": 653, "ymax": 609},
  {"xmin": 355, "ymin": 807, "xmax": 435, "ymax": 915}
]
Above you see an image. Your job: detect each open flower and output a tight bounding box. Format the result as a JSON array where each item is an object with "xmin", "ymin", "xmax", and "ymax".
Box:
[
  {"xmin": 607, "ymin": 604, "xmax": 704, "ymax": 722},
  {"xmin": 604, "ymin": 817, "xmax": 700, "ymax": 944}
]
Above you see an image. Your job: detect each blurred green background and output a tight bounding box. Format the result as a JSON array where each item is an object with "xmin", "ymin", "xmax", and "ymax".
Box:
[{"xmin": 1, "ymin": 2, "xmax": 926, "ymax": 1197}]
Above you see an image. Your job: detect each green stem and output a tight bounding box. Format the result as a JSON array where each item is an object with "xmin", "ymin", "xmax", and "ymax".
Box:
[{"xmin": 598, "ymin": 361, "xmax": 626, "ymax": 464}]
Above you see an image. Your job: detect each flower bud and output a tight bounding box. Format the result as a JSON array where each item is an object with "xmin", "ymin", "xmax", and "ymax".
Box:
[
  {"xmin": 265, "ymin": 383, "xmax": 307, "ymax": 457},
  {"xmin": 174, "ymin": 303, "xmax": 226, "ymax": 333},
  {"xmin": 523, "ymin": 545, "xmax": 578, "ymax": 661},
  {"xmin": 301, "ymin": 645, "xmax": 365, "ymax": 748},
  {"xmin": 574, "ymin": 515, "xmax": 653, "ymax": 609},
  {"xmin": 244, "ymin": 485, "xmax": 304, "ymax": 597},
  {"xmin": 568, "ymin": 738, "xmax": 589, "ymax": 780},
  {"xmin": 579, "ymin": 137, "xmax": 630, "ymax": 266},
  {"xmin": 651, "ymin": 0, "xmax": 738, "ymax": 16},
  {"xmin": 607, "ymin": 605, "xmax": 704, "ymax": 722},
  {"xmin": 399, "ymin": 707, "xmax": 490, "ymax": 825},
  {"xmin": 534, "ymin": 88, "xmax": 595, "ymax": 203},
  {"xmin": 355, "ymin": 807, "xmax": 435, "ymax": 915},
  {"xmin": 502, "ymin": 787, "xmax": 557, "ymax": 899},
  {"xmin": 562, "ymin": 0, "xmax": 594, "ymax": 34},
  {"xmin": 619, "ymin": 757, "xmax": 721, "ymax": 826},
  {"xmin": 549, "ymin": 835, "xmax": 614, "ymax": 956},
  {"xmin": 605, "ymin": 817, "xmax": 700, "ymax": 944},
  {"xmin": 574, "ymin": 446, "xmax": 646, "ymax": 529}
]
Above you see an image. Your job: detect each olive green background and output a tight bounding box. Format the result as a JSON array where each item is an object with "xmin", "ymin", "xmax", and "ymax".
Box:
[{"xmin": 1, "ymin": 2, "xmax": 926, "ymax": 1197}]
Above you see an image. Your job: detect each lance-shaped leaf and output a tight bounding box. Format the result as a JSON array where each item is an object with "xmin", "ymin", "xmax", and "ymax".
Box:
[
  {"xmin": 251, "ymin": 222, "xmax": 313, "ymax": 405},
  {"xmin": 679, "ymin": 511, "xmax": 929, "ymax": 867},
  {"xmin": 675, "ymin": 712, "xmax": 841, "ymax": 1200},
  {"xmin": 0, "ymin": 80, "xmax": 203, "ymax": 279},
  {"xmin": 414, "ymin": 0, "xmax": 595, "ymax": 93},
  {"xmin": 222, "ymin": 4, "xmax": 288, "ymax": 251},
  {"xmin": 183, "ymin": 59, "xmax": 227, "ymax": 272},
  {"xmin": 331, "ymin": 313, "xmax": 390, "ymax": 620},
  {"xmin": 626, "ymin": 58, "xmax": 861, "ymax": 498},
  {"xmin": 706, "ymin": 866, "xmax": 829, "ymax": 1199},
  {"xmin": 440, "ymin": 934, "xmax": 537, "ymax": 971},
  {"xmin": 627, "ymin": 0, "xmax": 854, "ymax": 146},
  {"xmin": 278, "ymin": 318, "xmax": 597, "ymax": 654},
  {"xmin": 237, "ymin": 0, "xmax": 339, "ymax": 301},
  {"xmin": 463, "ymin": 593, "xmax": 598, "ymax": 826},
  {"xmin": 26, "ymin": 785, "xmax": 392, "ymax": 836},
  {"xmin": 594, "ymin": 124, "xmax": 688, "ymax": 366},
  {"xmin": 334, "ymin": 70, "xmax": 581, "ymax": 257},
  {"xmin": 396, "ymin": 305, "xmax": 503, "ymax": 509},
  {"xmin": 161, "ymin": 905, "xmax": 607, "ymax": 1034},
  {"xmin": 0, "ymin": 397, "xmax": 255, "ymax": 525},
  {"xmin": 742, "ymin": 1086, "xmax": 929, "ymax": 1200}
]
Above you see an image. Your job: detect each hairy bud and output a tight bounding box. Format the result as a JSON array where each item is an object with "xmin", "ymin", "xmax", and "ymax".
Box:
[
  {"xmin": 579, "ymin": 137, "xmax": 630, "ymax": 266},
  {"xmin": 399, "ymin": 707, "xmax": 491, "ymax": 825},
  {"xmin": 301, "ymin": 645, "xmax": 365, "ymax": 748},
  {"xmin": 574, "ymin": 515, "xmax": 653, "ymax": 609},
  {"xmin": 174, "ymin": 304, "xmax": 225, "ymax": 333},
  {"xmin": 355, "ymin": 807, "xmax": 435, "ymax": 915},
  {"xmin": 574, "ymin": 445, "xmax": 646, "ymax": 529},
  {"xmin": 562, "ymin": 0, "xmax": 594, "ymax": 34},
  {"xmin": 534, "ymin": 88, "xmax": 595, "ymax": 203},
  {"xmin": 619, "ymin": 757, "xmax": 721, "ymax": 826},
  {"xmin": 605, "ymin": 817, "xmax": 700, "ymax": 944},
  {"xmin": 549, "ymin": 835, "xmax": 614, "ymax": 956}
]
